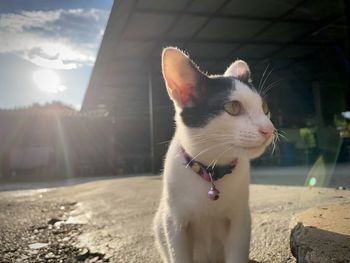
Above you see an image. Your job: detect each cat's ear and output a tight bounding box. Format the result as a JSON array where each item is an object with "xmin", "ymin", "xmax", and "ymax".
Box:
[
  {"xmin": 162, "ymin": 47, "xmax": 203, "ymax": 108},
  {"xmin": 224, "ymin": 60, "xmax": 251, "ymax": 82}
]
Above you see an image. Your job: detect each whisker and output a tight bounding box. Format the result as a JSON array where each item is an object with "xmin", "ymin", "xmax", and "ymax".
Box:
[
  {"xmin": 209, "ymin": 145, "xmax": 234, "ymax": 169},
  {"xmin": 185, "ymin": 142, "xmax": 228, "ymax": 167},
  {"xmin": 279, "ymin": 129, "xmax": 288, "ymax": 135},
  {"xmin": 261, "ymin": 79, "xmax": 282, "ymax": 96},
  {"xmin": 270, "ymin": 130, "xmax": 281, "ymax": 155},
  {"xmin": 275, "ymin": 132, "xmax": 281, "ymax": 142},
  {"xmin": 269, "ymin": 136, "xmax": 276, "ymax": 156},
  {"xmin": 271, "ymin": 141, "xmax": 276, "ymax": 155},
  {"xmin": 160, "ymin": 133, "xmax": 233, "ymax": 147},
  {"xmin": 278, "ymin": 134, "xmax": 288, "ymax": 141},
  {"xmin": 260, "ymin": 66, "xmax": 274, "ymax": 95},
  {"xmin": 187, "ymin": 134, "xmax": 237, "ymax": 147},
  {"xmin": 268, "ymin": 128, "xmax": 289, "ymax": 156},
  {"xmin": 187, "ymin": 134, "xmax": 232, "ymax": 141},
  {"xmin": 258, "ymin": 63, "xmax": 270, "ymax": 94},
  {"xmin": 187, "ymin": 137, "xmax": 230, "ymax": 147},
  {"xmin": 158, "ymin": 140, "xmax": 172, "ymax": 145},
  {"xmin": 277, "ymin": 130, "xmax": 288, "ymax": 141}
]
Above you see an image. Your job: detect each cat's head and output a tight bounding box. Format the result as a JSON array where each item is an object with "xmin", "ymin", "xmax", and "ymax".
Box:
[{"xmin": 162, "ymin": 47, "xmax": 275, "ymax": 161}]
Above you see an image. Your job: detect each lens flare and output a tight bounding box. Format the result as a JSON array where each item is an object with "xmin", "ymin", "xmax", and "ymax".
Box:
[{"xmin": 309, "ymin": 177, "xmax": 317, "ymax": 186}]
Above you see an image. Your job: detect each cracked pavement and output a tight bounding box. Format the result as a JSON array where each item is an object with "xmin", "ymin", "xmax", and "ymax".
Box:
[{"xmin": 1, "ymin": 175, "xmax": 350, "ymax": 262}]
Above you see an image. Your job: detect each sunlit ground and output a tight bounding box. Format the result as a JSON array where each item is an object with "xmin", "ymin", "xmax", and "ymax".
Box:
[{"xmin": 0, "ymin": 163, "xmax": 349, "ymax": 192}]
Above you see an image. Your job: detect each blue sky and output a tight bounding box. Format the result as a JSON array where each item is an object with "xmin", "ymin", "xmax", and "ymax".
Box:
[{"xmin": 0, "ymin": 0, "xmax": 113, "ymax": 109}]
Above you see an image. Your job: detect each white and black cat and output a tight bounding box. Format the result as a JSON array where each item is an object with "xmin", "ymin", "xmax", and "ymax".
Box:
[{"xmin": 153, "ymin": 47, "xmax": 275, "ymax": 263}]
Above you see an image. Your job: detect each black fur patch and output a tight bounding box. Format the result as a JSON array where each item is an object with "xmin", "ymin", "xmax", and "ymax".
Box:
[{"xmin": 180, "ymin": 76, "xmax": 235, "ymax": 127}]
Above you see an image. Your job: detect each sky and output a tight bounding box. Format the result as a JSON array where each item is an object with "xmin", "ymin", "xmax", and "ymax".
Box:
[{"xmin": 0, "ymin": 0, "xmax": 114, "ymax": 110}]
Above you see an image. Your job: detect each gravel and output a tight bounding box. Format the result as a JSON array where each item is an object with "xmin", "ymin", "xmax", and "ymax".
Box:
[{"xmin": 0, "ymin": 197, "xmax": 108, "ymax": 263}]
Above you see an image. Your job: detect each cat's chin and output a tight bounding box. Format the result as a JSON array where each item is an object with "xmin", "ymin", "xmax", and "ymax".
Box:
[
  {"xmin": 243, "ymin": 135, "xmax": 274, "ymax": 159},
  {"xmin": 244, "ymin": 144, "xmax": 268, "ymax": 159}
]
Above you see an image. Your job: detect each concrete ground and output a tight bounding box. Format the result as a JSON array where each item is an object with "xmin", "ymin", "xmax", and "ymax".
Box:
[
  {"xmin": 1, "ymin": 174, "xmax": 350, "ymax": 262},
  {"xmin": 290, "ymin": 203, "xmax": 350, "ymax": 262}
]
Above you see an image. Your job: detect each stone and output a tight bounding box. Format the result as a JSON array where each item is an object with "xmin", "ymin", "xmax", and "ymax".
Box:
[
  {"xmin": 47, "ymin": 217, "xmax": 63, "ymax": 225},
  {"xmin": 54, "ymin": 221, "xmax": 64, "ymax": 228},
  {"xmin": 89, "ymin": 256, "xmax": 100, "ymax": 262},
  {"xmin": 19, "ymin": 255, "xmax": 28, "ymax": 260},
  {"xmin": 45, "ymin": 252, "xmax": 56, "ymax": 259},
  {"xmin": 62, "ymin": 236, "xmax": 70, "ymax": 242},
  {"xmin": 28, "ymin": 249, "xmax": 39, "ymax": 255},
  {"xmin": 77, "ymin": 247, "xmax": 89, "ymax": 259},
  {"xmin": 28, "ymin": 242, "xmax": 49, "ymax": 250},
  {"xmin": 290, "ymin": 203, "xmax": 350, "ymax": 263}
]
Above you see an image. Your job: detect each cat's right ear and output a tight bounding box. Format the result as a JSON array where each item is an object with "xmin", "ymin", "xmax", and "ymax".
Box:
[
  {"xmin": 224, "ymin": 60, "xmax": 251, "ymax": 83},
  {"xmin": 162, "ymin": 47, "xmax": 203, "ymax": 108}
]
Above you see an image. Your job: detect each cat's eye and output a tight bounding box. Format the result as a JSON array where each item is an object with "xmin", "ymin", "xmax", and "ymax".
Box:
[
  {"xmin": 262, "ymin": 100, "xmax": 269, "ymax": 115},
  {"xmin": 224, "ymin": 100, "xmax": 242, "ymax": 116}
]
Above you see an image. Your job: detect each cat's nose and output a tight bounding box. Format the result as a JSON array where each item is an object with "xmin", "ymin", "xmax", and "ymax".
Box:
[{"xmin": 259, "ymin": 125, "xmax": 274, "ymax": 139}]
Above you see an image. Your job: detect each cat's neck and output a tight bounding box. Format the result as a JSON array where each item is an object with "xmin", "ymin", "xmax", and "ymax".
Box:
[{"xmin": 174, "ymin": 128, "xmax": 245, "ymax": 166}]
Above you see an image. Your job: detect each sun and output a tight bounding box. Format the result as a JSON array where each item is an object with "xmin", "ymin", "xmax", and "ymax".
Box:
[{"xmin": 33, "ymin": 69, "xmax": 66, "ymax": 93}]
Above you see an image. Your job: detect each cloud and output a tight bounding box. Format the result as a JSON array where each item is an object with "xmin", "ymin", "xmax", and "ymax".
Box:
[{"xmin": 0, "ymin": 8, "xmax": 109, "ymax": 69}]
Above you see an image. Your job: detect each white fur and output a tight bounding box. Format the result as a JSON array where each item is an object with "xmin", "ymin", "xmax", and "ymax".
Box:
[{"xmin": 153, "ymin": 49, "xmax": 274, "ymax": 263}]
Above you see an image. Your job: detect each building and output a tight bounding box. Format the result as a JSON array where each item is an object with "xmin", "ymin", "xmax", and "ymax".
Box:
[
  {"xmin": 0, "ymin": 104, "xmax": 115, "ymax": 178},
  {"xmin": 81, "ymin": 0, "xmax": 350, "ymax": 173}
]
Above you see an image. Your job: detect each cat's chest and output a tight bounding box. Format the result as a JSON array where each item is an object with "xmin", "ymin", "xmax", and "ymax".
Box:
[
  {"xmin": 189, "ymin": 216, "xmax": 230, "ymax": 262},
  {"xmin": 163, "ymin": 136, "xmax": 250, "ymax": 217},
  {"xmin": 165, "ymin": 159, "xmax": 249, "ymax": 217}
]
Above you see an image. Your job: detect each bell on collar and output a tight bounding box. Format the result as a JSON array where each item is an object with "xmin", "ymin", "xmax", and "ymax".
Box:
[{"xmin": 208, "ymin": 185, "xmax": 220, "ymax": 200}]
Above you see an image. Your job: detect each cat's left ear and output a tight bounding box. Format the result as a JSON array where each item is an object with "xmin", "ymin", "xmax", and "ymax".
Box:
[
  {"xmin": 224, "ymin": 60, "xmax": 251, "ymax": 83},
  {"xmin": 162, "ymin": 47, "xmax": 204, "ymax": 108}
]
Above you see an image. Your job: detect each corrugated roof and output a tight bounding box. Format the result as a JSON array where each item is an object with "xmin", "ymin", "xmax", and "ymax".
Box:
[{"xmin": 82, "ymin": 0, "xmax": 348, "ymax": 117}]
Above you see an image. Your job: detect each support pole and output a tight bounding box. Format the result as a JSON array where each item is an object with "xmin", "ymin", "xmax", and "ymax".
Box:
[
  {"xmin": 312, "ymin": 81, "xmax": 324, "ymax": 127},
  {"xmin": 344, "ymin": 0, "xmax": 350, "ymax": 109},
  {"xmin": 148, "ymin": 67, "xmax": 155, "ymax": 174}
]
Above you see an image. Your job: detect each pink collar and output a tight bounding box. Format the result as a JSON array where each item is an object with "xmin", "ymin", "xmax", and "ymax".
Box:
[{"xmin": 180, "ymin": 147, "xmax": 238, "ymax": 200}]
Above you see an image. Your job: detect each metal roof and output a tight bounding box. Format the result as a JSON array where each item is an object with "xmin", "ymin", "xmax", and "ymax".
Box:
[
  {"xmin": 81, "ymin": 0, "xmax": 349, "ymax": 171},
  {"xmin": 82, "ymin": 0, "xmax": 348, "ymax": 118}
]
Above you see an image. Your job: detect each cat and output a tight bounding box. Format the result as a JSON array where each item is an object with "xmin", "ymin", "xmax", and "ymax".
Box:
[{"xmin": 153, "ymin": 47, "xmax": 275, "ymax": 263}]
